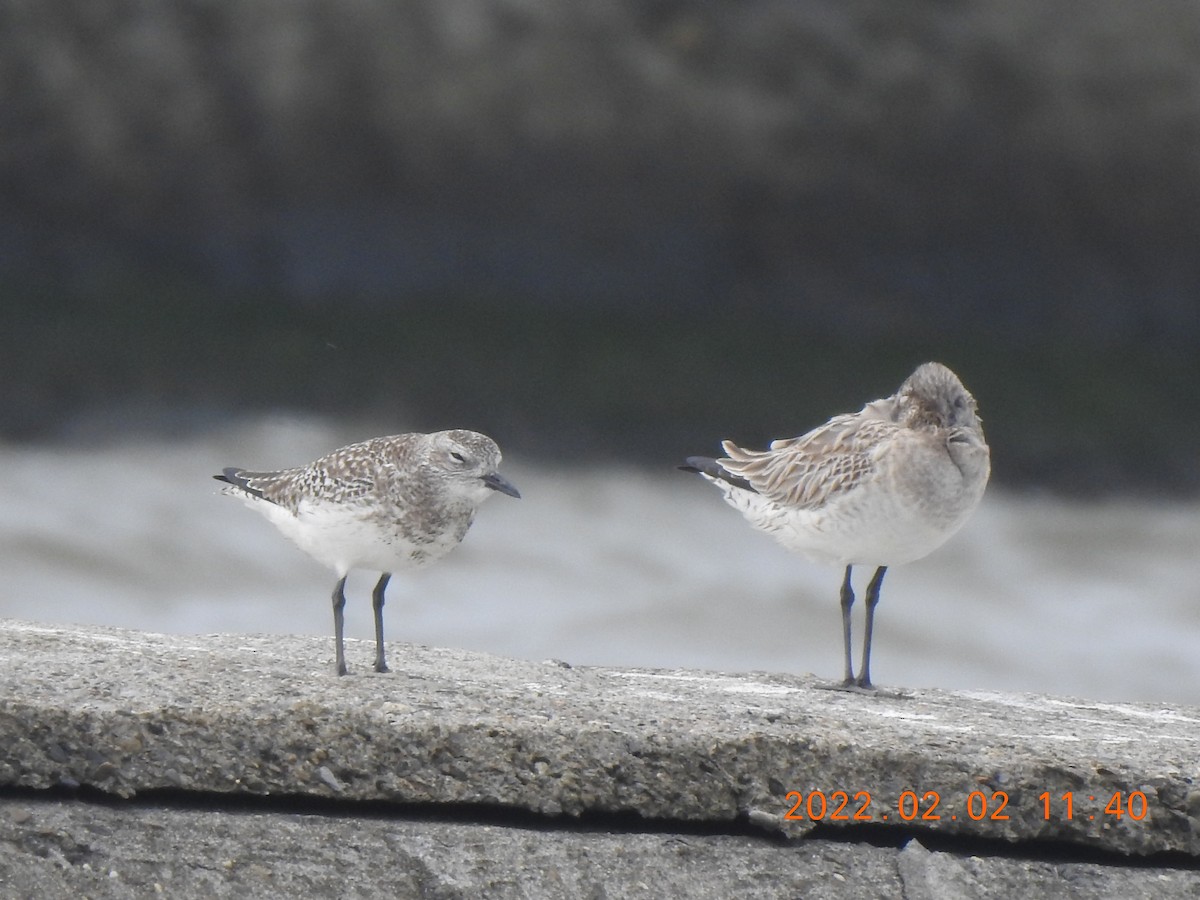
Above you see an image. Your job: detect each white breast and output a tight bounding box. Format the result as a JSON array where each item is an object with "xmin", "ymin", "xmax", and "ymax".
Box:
[{"xmin": 243, "ymin": 494, "xmax": 471, "ymax": 575}]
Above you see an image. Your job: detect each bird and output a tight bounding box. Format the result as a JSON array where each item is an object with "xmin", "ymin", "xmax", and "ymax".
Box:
[
  {"xmin": 681, "ymin": 362, "xmax": 990, "ymax": 689},
  {"xmin": 214, "ymin": 429, "xmax": 520, "ymax": 675}
]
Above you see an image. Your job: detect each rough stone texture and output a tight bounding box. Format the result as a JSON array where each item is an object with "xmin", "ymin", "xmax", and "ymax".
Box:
[
  {"xmin": 1, "ymin": 619, "xmax": 1199, "ymax": 897},
  {"xmin": 3, "ymin": 798, "xmax": 1200, "ymax": 900}
]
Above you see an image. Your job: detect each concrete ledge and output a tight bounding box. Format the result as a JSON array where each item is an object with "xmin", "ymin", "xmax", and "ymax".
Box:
[
  {"xmin": 6, "ymin": 795, "xmax": 1200, "ymax": 899},
  {"xmin": 2, "ymin": 620, "xmax": 1199, "ymax": 896}
]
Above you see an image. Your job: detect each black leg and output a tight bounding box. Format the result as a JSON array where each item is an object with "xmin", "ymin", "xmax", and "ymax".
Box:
[
  {"xmin": 332, "ymin": 575, "xmax": 349, "ymax": 676},
  {"xmin": 856, "ymin": 566, "xmax": 887, "ymax": 689},
  {"xmin": 372, "ymin": 573, "xmax": 392, "ymax": 673},
  {"xmin": 839, "ymin": 565, "xmax": 856, "ymax": 686}
]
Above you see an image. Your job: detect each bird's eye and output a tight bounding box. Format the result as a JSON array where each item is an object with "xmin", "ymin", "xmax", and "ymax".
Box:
[{"xmin": 450, "ymin": 451, "xmax": 467, "ymax": 464}]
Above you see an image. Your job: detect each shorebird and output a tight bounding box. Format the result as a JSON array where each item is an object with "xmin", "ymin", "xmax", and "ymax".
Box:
[
  {"xmin": 682, "ymin": 362, "xmax": 990, "ymax": 688},
  {"xmin": 215, "ymin": 429, "xmax": 520, "ymax": 675}
]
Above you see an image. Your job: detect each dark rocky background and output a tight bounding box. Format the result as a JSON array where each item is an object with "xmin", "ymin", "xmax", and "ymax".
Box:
[{"xmin": 2, "ymin": 0, "xmax": 1197, "ymax": 492}]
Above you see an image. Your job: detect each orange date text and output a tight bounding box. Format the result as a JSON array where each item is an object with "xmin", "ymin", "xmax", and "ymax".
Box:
[{"xmin": 782, "ymin": 789, "xmax": 1149, "ymax": 823}]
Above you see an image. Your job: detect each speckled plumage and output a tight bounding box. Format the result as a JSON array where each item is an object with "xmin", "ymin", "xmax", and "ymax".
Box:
[
  {"xmin": 683, "ymin": 362, "xmax": 990, "ymax": 688},
  {"xmin": 216, "ymin": 429, "xmax": 520, "ymax": 675}
]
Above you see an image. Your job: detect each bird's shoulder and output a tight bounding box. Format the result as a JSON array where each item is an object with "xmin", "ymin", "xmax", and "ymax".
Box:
[{"xmin": 304, "ymin": 436, "xmax": 426, "ymax": 499}]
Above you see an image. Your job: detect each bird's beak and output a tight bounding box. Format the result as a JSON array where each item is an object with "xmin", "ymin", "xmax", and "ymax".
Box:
[{"xmin": 482, "ymin": 472, "xmax": 521, "ymax": 499}]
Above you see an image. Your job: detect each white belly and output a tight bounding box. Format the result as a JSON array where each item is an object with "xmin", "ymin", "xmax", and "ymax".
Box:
[
  {"xmin": 248, "ymin": 495, "xmax": 471, "ymax": 575},
  {"xmin": 713, "ymin": 468, "xmax": 983, "ymax": 567}
]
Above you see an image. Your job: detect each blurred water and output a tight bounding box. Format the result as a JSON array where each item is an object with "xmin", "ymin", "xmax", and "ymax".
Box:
[{"xmin": 1, "ymin": 415, "xmax": 1197, "ymax": 706}]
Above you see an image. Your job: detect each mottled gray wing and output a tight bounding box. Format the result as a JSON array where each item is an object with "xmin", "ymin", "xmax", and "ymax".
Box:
[
  {"xmin": 213, "ymin": 467, "xmax": 317, "ymax": 512},
  {"xmin": 217, "ymin": 460, "xmax": 377, "ymax": 513},
  {"xmin": 216, "ymin": 435, "xmax": 422, "ymax": 512},
  {"xmin": 718, "ymin": 413, "xmax": 895, "ymax": 510}
]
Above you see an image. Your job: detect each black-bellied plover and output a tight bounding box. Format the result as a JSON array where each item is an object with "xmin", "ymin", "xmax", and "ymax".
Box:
[
  {"xmin": 682, "ymin": 362, "xmax": 990, "ymax": 689},
  {"xmin": 215, "ymin": 429, "xmax": 520, "ymax": 675}
]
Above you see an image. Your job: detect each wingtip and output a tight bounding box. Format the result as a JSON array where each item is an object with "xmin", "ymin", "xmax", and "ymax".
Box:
[
  {"xmin": 681, "ymin": 455, "xmax": 722, "ymax": 476},
  {"xmin": 214, "ymin": 467, "xmax": 265, "ymax": 499},
  {"xmin": 680, "ymin": 455, "xmax": 756, "ymax": 493}
]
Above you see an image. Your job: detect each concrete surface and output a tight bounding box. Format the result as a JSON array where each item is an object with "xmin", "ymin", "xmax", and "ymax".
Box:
[{"xmin": 1, "ymin": 619, "xmax": 1198, "ymax": 897}]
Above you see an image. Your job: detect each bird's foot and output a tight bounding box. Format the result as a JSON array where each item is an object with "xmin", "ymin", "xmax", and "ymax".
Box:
[
  {"xmin": 830, "ymin": 680, "xmax": 914, "ymax": 700},
  {"xmin": 813, "ymin": 678, "xmax": 877, "ymax": 694},
  {"xmin": 814, "ymin": 679, "xmax": 865, "ymax": 693}
]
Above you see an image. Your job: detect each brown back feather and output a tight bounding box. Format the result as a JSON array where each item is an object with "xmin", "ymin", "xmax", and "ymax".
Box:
[{"xmin": 719, "ymin": 412, "xmax": 895, "ymax": 510}]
